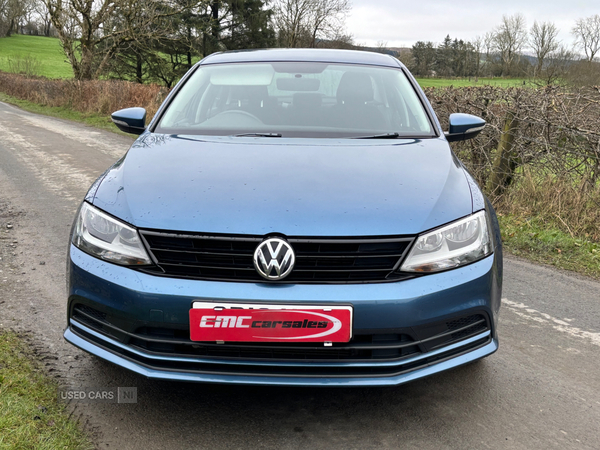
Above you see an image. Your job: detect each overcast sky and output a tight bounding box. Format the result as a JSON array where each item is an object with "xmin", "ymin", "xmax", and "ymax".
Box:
[{"xmin": 347, "ymin": 0, "xmax": 598, "ymax": 51}]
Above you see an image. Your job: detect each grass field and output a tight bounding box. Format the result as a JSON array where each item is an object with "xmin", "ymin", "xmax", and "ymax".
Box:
[
  {"xmin": 0, "ymin": 35, "xmax": 72, "ymax": 78},
  {"xmin": 416, "ymin": 77, "xmax": 529, "ymax": 88}
]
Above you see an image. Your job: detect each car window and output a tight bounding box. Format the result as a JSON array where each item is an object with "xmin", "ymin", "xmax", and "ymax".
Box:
[{"xmin": 156, "ymin": 62, "xmax": 434, "ymax": 138}]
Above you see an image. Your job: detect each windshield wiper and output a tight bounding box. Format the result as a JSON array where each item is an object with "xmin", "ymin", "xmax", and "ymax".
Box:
[
  {"xmin": 352, "ymin": 132, "xmax": 401, "ymax": 139},
  {"xmin": 233, "ymin": 132, "xmax": 282, "ymax": 138}
]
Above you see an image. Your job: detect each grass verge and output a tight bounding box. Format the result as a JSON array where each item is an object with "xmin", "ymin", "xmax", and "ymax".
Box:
[
  {"xmin": 0, "ymin": 92, "xmax": 129, "ymax": 135},
  {"xmin": 499, "ymin": 214, "xmax": 600, "ymax": 279},
  {"xmin": 0, "ymin": 330, "xmax": 92, "ymax": 449}
]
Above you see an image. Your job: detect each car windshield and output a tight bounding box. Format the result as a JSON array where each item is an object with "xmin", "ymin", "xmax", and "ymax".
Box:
[{"xmin": 155, "ymin": 62, "xmax": 435, "ymax": 138}]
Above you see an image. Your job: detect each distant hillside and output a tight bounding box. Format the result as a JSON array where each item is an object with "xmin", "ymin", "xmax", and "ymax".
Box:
[
  {"xmin": 387, "ymin": 47, "xmax": 411, "ymax": 54},
  {"xmin": 0, "ymin": 35, "xmax": 72, "ymax": 79},
  {"xmin": 353, "ymin": 45, "xmax": 409, "ymax": 57}
]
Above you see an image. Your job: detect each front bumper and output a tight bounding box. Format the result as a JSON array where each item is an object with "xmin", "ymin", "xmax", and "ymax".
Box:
[{"xmin": 65, "ymin": 245, "xmax": 502, "ymax": 386}]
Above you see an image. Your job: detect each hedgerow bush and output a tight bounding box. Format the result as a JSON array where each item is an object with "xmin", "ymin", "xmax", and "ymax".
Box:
[
  {"xmin": 0, "ymin": 72, "xmax": 167, "ymax": 119},
  {"xmin": 425, "ymin": 85, "xmax": 600, "ymax": 239}
]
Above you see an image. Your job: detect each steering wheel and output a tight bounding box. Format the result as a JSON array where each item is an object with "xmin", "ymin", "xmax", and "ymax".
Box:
[{"xmin": 213, "ymin": 110, "xmax": 263, "ymax": 123}]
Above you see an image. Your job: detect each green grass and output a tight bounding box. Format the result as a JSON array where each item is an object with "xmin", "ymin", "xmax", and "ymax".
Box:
[
  {"xmin": 0, "ymin": 35, "xmax": 73, "ymax": 78},
  {"xmin": 0, "ymin": 331, "xmax": 93, "ymax": 449},
  {"xmin": 499, "ymin": 214, "xmax": 600, "ymax": 279},
  {"xmin": 417, "ymin": 77, "xmax": 529, "ymax": 88},
  {"xmin": 0, "ymin": 92, "xmax": 130, "ymax": 136}
]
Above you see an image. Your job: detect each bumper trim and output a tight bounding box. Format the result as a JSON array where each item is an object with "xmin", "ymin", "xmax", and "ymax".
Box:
[
  {"xmin": 65, "ymin": 320, "xmax": 497, "ymax": 386},
  {"xmin": 69, "ymin": 318, "xmax": 490, "ymax": 368}
]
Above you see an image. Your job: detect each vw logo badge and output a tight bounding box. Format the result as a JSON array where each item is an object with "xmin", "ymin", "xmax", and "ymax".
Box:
[{"xmin": 253, "ymin": 237, "xmax": 295, "ymax": 281}]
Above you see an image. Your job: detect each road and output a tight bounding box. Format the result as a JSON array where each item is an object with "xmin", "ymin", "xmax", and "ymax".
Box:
[{"xmin": 0, "ymin": 100, "xmax": 599, "ymax": 450}]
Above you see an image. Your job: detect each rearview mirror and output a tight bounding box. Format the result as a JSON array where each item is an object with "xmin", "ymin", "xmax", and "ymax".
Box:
[
  {"xmin": 111, "ymin": 107, "xmax": 147, "ymax": 135},
  {"xmin": 445, "ymin": 113, "xmax": 485, "ymax": 142},
  {"xmin": 276, "ymin": 77, "xmax": 321, "ymax": 91}
]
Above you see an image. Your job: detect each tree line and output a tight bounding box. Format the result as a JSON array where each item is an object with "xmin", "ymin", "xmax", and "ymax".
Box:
[
  {"xmin": 0, "ymin": 0, "xmax": 351, "ymax": 84},
  {"xmin": 406, "ymin": 13, "xmax": 600, "ymax": 85},
  {"xmin": 1, "ymin": 2, "xmax": 599, "ymax": 86}
]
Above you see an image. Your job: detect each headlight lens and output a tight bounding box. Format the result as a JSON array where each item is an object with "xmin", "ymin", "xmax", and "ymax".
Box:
[
  {"xmin": 400, "ymin": 210, "xmax": 492, "ymax": 273},
  {"xmin": 72, "ymin": 202, "xmax": 151, "ymax": 265}
]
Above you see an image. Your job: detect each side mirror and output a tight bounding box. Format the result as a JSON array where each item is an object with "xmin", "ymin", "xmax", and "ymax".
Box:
[
  {"xmin": 111, "ymin": 107, "xmax": 147, "ymax": 135},
  {"xmin": 445, "ymin": 113, "xmax": 485, "ymax": 142}
]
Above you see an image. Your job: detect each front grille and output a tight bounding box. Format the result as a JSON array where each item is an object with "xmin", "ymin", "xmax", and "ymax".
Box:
[
  {"xmin": 138, "ymin": 231, "xmax": 414, "ymax": 283},
  {"xmin": 70, "ymin": 304, "xmax": 491, "ymax": 377}
]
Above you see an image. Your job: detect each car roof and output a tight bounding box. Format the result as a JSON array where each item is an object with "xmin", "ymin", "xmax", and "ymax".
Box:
[{"xmin": 199, "ymin": 48, "xmax": 404, "ymax": 68}]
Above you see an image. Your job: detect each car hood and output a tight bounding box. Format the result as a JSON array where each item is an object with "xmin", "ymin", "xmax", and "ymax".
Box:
[{"xmin": 90, "ymin": 135, "xmax": 475, "ymax": 236}]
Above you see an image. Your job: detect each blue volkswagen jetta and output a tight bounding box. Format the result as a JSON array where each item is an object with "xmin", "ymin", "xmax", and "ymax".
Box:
[{"xmin": 65, "ymin": 49, "xmax": 502, "ymax": 386}]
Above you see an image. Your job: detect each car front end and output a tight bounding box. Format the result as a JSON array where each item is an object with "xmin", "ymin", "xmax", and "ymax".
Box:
[{"xmin": 65, "ymin": 49, "xmax": 502, "ymax": 386}]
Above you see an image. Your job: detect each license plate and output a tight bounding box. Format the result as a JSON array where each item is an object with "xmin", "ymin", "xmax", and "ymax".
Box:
[{"xmin": 189, "ymin": 302, "xmax": 352, "ymax": 343}]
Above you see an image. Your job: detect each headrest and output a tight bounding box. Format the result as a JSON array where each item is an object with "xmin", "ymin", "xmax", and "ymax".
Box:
[
  {"xmin": 230, "ymin": 85, "xmax": 268, "ymax": 102},
  {"xmin": 243, "ymin": 85, "xmax": 269, "ymax": 101},
  {"xmin": 336, "ymin": 72, "xmax": 374, "ymax": 105},
  {"xmin": 293, "ymin": 93, "xmax": 322, "ymax": 109}
]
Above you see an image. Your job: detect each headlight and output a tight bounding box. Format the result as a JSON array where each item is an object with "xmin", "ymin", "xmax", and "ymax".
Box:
[
  {"xmin": 400, "ymin": 210, "xmax": 492, "ymax": 273},
  {"xmin": 72, "ymin": 202, "xmax": 152, "ymax": 265}
]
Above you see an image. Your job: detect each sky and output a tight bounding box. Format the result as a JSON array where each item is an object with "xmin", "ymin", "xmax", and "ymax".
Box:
[{"xmin": 347, "ymin": 0, "xmax": 599, "ymax": 51}]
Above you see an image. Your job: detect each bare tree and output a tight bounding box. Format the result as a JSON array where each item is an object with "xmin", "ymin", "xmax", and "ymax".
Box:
[
  {"xmin": 536, "ymin": 45, "xmax": 574, "ymax": 86},
  {"xmin": 31, "ymin": 0, "xmax": 53, "ymax": 36},
  {"xmin": 0, "ymin": 0, "xmax": 10, "ymax": 34},
  {"xmin": 273, "ymin": 0, "xmax": 350, "ymax": 48},
  {"xmin": 307, "ymin": 0, "xmax": 350, "ymax": 47},
  {"xmin": 530, "ymin": 21, "xmax": 560, "ymax": 77},
  {"xmin": 482, "ymin": 31, "xmax": 495, "ymax": 75},
  {"xmin": 273, "ymin": 0, "xmax": 311, "ymax": 47},
  {"xmin": 396, "ymin": 47, "xmax": 413, "ymax": 69},
  {"xmin": 572, "ymin": 14, "xmax": 600, "ymax": 62},
  {"xmin": 472, "ymin": 35, "xmax": 483, "ymax": 80},
  {"xmin": 319, "ymin": 32, "xmax": 353, "ymax": 49},
  {"xmin": 0, "ymin": 0, "xmax": 33, "ymax": 36},
  {"xmin": 374, "ymin": 40, "xmax": 387, "ymax": 53},
  {"xmin": 44, "ymin": 0, "xmax": 200, "ymax": 80},
  {"xmin": 493, "ymin": 14, "xmax": 528, "ymax": 76}
]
